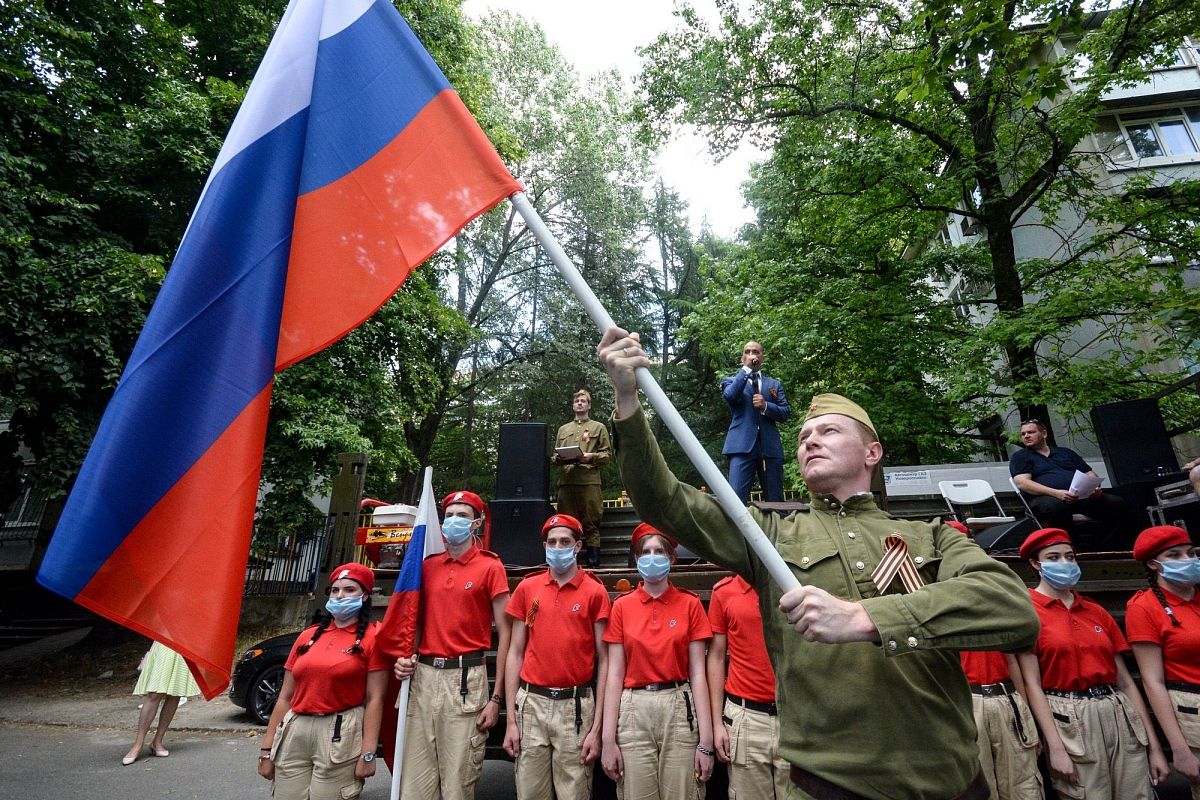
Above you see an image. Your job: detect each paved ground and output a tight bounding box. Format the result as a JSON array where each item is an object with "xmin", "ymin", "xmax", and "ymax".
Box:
[
  {"xmin": 1, "ymin": 723, "xmax": 519, "ymax": 800},
  {"xmin": 0, "ymin": 683, "xmax": 260, "ymax": 734},
  {"xmin": 0, "ymin": 687, "xmax": 519, "ymax": 799}
]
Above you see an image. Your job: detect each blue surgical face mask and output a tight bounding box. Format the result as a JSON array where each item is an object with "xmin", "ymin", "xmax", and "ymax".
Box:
[
  {"xmin": 325, "ymin": 595, "xmax": 364, "ymax": 621},
  {"xmin": 637, "ymin": 553, "xmax": 671, "ymax": 583},
  {"xmin": 1039, "ymin": 561, "xmax": 1081, "ymax": 590},
  {"xmin": 1157, "ymin": 557, "xmax": 1200, "ymax": 586},
  {"xmin": 442, "ymin": 516, "xmax": 474, "ymax": 546},
  {"xmin": 545, "ymin": 545, "xmax": 578, "ymax": 572}
]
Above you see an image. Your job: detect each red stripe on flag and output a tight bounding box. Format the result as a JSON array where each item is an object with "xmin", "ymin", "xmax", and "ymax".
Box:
[
  {"xmin": 276, "ymin": 89, "xmax": 521, "ymax": 370},
  {"xmin": 73, "ymin": 385, "xmax": 273, "ymax": 698}
]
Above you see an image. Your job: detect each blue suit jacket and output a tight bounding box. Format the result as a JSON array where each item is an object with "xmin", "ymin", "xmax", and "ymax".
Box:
[{"xmin": 721, "ymin": 370, "xmax": 790, "ymax": 458}]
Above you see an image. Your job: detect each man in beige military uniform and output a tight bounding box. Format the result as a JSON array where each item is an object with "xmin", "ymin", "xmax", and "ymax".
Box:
[
  {"xmin": 596, "ymin": 326, "xmax": 1039, "ymax": 800},
  {"xmin": 554, "ymin": 389, "xmax": 611, "ymax": 567}
]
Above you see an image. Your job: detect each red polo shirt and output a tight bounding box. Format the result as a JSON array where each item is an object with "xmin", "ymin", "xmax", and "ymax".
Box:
[
  {"xmin": 1126, "ymin": 587, "xmax": 1200, "ymax": 685},
  {"xmin": 418, "ymin": 545, "xmax": 508, "ymax": 657},
  {"xmin": 1029, "ymin": 589, "xmax": 1127, "ymax": 692},
  {"xmin": 959, "ymin": 651, "xmax": 1011, "ymax": 686},
  {"xmin": 285, "ymin": 622, "xmax": 390, "ymax": 714},
  {"xmin": 604, "ymin": 583, "xmax": 711, "ymax": 688},
  {"xmin": 709, "ymin": 575, "xmax": 776, "ymax": 703},
  {"xmin": 507, "ymin": 567, "xmax": 611, "ymax": 687}
]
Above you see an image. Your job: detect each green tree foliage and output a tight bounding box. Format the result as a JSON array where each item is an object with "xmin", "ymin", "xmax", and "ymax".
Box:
[
  {"xmin": 0, "ymin": 1, "xmax": 509, "ymax": 542},
  {"xmin": 0, "ymin": 0, "xmax": 269, "ymax": 509},
  {"xmin": 415, "ymin": 12, "xmax": 662, "ymax": 499},
  {"xmin": 640, "ymin": 0, "xmax": 1200, "ymax": 447}
]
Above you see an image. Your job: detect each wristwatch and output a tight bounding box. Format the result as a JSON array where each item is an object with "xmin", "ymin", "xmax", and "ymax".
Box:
[{"xmin": 360, "ymin": 752, "xmax": 376, "ymax": 763}]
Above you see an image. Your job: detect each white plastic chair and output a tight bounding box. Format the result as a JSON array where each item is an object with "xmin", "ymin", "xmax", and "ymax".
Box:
[{"xmin": 938, "ymin": 480, "xmax": 1016, "ymax": 530}]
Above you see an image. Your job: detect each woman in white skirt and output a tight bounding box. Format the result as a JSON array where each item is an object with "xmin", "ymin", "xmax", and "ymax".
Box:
[{"xmin": 123, "ymin": 640, "xmax": 201, "ymax": 765}]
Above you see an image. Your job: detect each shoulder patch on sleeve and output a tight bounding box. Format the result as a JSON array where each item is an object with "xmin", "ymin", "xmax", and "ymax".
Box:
[{"xmin": 713, "ymin": 576, "xmax": 735, "ymax": 590}]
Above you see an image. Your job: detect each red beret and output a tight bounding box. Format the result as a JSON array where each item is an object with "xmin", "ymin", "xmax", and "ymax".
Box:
[
  {"xmin": 945, "ymin": 520, "xmax": 969, "ymax": 535},
  {"xmin": 329, "ymin": 562, "xmax": 375, "ymax": 594},
  {"xmin": 1133, "ymin": 525, "xmax": 1192, "ymax": 563},
  {"xmin": 542, "ymin": 514, "xmax": 584, "ymax": 540},
  {"xmin": 1018, "ymin": 528, "xmax": 1072, "ymax": 561},
  {"xmin": 441, "ymin": 490, "xmax": 492, "ymax": 549},
  {"xmin": 632, "ymin": 522, "xmax": 677, "ymax": 551},
  {"xmin": 443, "ymin": 490, "xmax": 487, "ymax": 518}
]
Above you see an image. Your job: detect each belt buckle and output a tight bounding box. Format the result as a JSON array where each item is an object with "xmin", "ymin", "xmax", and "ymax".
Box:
[
  {"xmin": 433, "ymin": 657, "xmax": 447, "ymax": 668},
  {"xmin": 548, "ymin": 688, "xmax": 564, "ymax": 699},
  {"xmin": 645, "ymin": 683, "xmax": 660, "ymax": 691}
]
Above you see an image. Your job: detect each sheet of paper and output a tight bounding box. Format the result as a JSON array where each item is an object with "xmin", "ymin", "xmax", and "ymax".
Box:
[
  {"xmin": 555, "ymin": 445, "xmax": 583, "ymax": 461},
  {"xmin": 1069, "ymin": 470, "xmax": 1102, "ymax": 497}
]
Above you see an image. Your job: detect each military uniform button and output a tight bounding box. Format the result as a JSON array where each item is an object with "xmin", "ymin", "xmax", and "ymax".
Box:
[
  {"xmin": 801, "ymin": 556, "xmax": 810, "ymax": 565},
  {"xmin": 907, "ymin": 637, "xmax": 918, "ymax": 648},
  {"xmin": 839, "ymin": 511, "xmax": 847, "ymax": 517},
  {"xmin": 914, "ymin": 556, "xmax": 924, "ymax": 565},
  {"xmin": 847, "ymin": 532, "xmax": 856, "ymax": 539},
  {"xmin": 887, "ymin": 640, "xmax": 898, "ymax": 651},
  {"xmin": 855, "ymin": 561, "xmax": 865, "ymax": 570}
]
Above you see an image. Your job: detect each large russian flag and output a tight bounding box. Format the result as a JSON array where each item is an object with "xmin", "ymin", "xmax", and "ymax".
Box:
[{"xmin": 36, "ymin": 0, "xmax": 520, "ymax": 699}]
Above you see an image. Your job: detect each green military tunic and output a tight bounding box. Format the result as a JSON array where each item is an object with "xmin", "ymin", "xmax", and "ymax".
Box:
[
  {"xmin": 554, "ymin": 417, "xmax": 611, "ymax": 486},
  {"xmin": 614, "ymin": 407, "xmax": 1038, "ymax": 800},
  {"xmin": 555, "ymin": 417, "xmax": 611, "ymax": 549}
]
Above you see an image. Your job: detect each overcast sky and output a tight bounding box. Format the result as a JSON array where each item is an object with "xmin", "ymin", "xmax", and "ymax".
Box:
[{"xmin": 461, "ymin": 0, "xmax": 762, "ymax": 237}]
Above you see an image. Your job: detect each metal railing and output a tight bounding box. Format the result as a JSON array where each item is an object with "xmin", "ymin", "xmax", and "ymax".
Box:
[{"xmin": 244, "ymin": 515, "xmax": 332, "ymax": 596}]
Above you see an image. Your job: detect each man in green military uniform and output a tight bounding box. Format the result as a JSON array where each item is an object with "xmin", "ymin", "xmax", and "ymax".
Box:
[
  {"xmin": 596, "ymin": 326, "xmax": 1039, "ymax": 800},
  {"xmin": 554, "ymin": 389, "xmax": 611, "ymax": 567}
]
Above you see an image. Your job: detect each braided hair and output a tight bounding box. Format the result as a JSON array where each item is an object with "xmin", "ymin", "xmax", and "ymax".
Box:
[
  {"xmin": 296, "ymin": 599, "xmax": 373, "ymax": 655},
  {"xmin": 1147, "ymin": 570, "xmax": 1182, "ymax": 628}
]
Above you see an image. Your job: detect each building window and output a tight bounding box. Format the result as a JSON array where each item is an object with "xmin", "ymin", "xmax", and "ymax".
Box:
[{"xmin": 1096, "ymin": 107, "xmax": 1200, "ymax": 163}]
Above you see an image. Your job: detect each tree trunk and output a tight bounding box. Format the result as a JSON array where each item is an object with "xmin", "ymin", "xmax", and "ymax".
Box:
[
  {"xmin": 460, "ymin": 344, "xmax": 479, "ymax": 486},
  {"xmin": 988, "ymin": 222, "xmax": 1053, "ymax": 442}
]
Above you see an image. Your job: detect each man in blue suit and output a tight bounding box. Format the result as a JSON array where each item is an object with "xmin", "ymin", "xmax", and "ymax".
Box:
[{"xmin": 721, "ymin": 341, "xmax": 791, "ymax": 502}]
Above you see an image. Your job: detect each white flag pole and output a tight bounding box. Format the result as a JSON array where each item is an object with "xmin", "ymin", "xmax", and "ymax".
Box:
[
  {"xmin": 389, "ymin": 680, "xmax": 411, "ymax": 800},
  {"xmin": 389, "ymin": 467, "xmax": 443, "ymax": 800},
  {"xmin": 509, "ymin": 191, "xmax": 800, "ymax": 594}
]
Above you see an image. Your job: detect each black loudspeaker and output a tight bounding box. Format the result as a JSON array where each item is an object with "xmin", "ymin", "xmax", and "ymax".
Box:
[
  {"xmin": 489, "ymin": 498, "xmax": 555, "ymax": 567},
  {"xmin": 1089, "ymin": 399, "xmax": 1179, "ymax": 487},
  {"xmin": 496, "ymin": 423, "xmax": 550, "ymax": 500},
  {"xmin": 973, "ymin": 517, "xmax": 1039, "ymax": 554}
]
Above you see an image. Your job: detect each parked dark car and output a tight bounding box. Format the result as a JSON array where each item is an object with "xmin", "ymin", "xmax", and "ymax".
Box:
[{"xmin": 229, "ymin": 631, "xmax": 298, "ymax": 724}]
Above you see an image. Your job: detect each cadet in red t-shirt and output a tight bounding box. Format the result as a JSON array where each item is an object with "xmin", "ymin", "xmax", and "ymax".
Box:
[
  {"xmin": 706, "ymin": 574, "xmax": 789, "ymax": 798},
  {"xmin": 502, "ymin": 513, "xmax": 611, "ymax": 799},
  {"xmin": 601, "ymin": 523, "xmax": 714, "ymax": 799},
  {"xmin": 1127, "ymin": 525, "xmax": 1200, "ymax": 796},
  {"xmin": 1016, "ymin": 528, "xmax": 1168, "ymax": 800},
  {"xmin": 392, "ymin": 490, "xmax": 511, "ymax": 800},
  {"xmin": 940, "ymin": 520, "xmax": 1042, "ymax": 800},
  {"xmin": 258, "ymin": 563, "xmax": 389, "ymax": 800}
]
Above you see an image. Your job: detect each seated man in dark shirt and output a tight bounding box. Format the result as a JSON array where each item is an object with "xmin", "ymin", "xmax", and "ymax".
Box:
[{"xmin": 1009, "ymin": 418, "xmax": 1139, "ymax": 550}]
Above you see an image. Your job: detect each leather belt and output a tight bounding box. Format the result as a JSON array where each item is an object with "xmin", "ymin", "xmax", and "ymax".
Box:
[
  {"xmin": 726, "ymin": 691, "xmax": 778, "ymax": 715},
  {"xmin": 417, "ymin": 651, "xmax": 486, "ymax": 669},
  {"xmin": 968, "ymin": 679, "xmax": 1014, "ymax": 698},
  {"xmin": 521, "ymin": 681, "xmax": 591, "ymax": 700},
  {"xmin": 631, "ymin": 680, "xmax": 686, "ymax": 691},
  {"xmin": 790, "ymin": 766, "xmax": 990, "ymax": 800},
  {"xmin": 1044, "ymin": 683, "xmax": 1117, "ymax": 700},
  {"xmin": 1166, "ymin": 681, "xmax": 1200, "ymax": 694}
]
